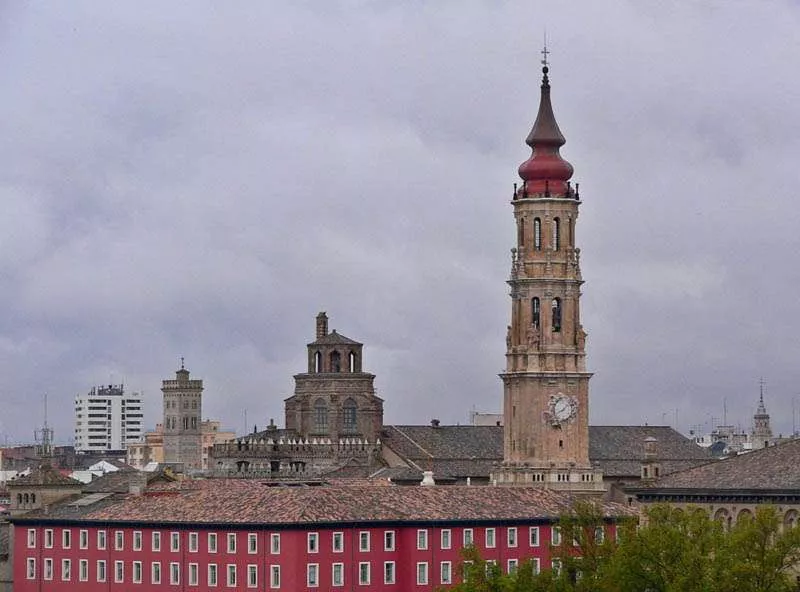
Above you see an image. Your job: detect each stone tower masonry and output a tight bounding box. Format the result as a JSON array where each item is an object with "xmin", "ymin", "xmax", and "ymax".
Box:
[
  {"xmin": 162, "ymin": 361, "xmax": 203, "ymax": 470},
  {"xmin": 492, "ymin": 60, "xmax": 602, "ymax": 491}
]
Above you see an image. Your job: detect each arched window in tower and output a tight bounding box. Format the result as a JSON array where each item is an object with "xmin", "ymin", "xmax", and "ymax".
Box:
[
  {"xmin": 330, "ymin": 351, "xmax": 341, "ymax": 373},
  {"xmin": 314, "ymin": 351, "xmax": 322, "ymax": 373},
  {"xmin": 314, "ymin": 398, "xmax": 328, "ymax": 433},
  {"xmin": 531, "ymin": 297, "xmax": 540, "ymax": 328},
  {"xmin": 348, "ymin": 351, "xmax": 356, "ymax": 372},
  {"xmin": 343, "ymin": 398, "xmax": 357, "ymax": 433},
  {"xmin": 534, "ymin": 218, "xmax": 542, "ymax": 250},
  {"xmin": 552, "ymin": 217, "xmax": 560, "ymax": 251},
  {"xmin": 518, "ymin": 218, "xmax": 525, "ymax": 246},
  {"xmin": 551, "ymin": 298, "xmax": 562, "ymax": 332},
  {"xmin": 568, "ymin": 217, "xmax": 574, "ymax": 248}
]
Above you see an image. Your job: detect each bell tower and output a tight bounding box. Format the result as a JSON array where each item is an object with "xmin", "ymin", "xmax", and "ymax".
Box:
[{"xmin": 493, "ymin": 57, "xmax": 602, "ymax": 491}]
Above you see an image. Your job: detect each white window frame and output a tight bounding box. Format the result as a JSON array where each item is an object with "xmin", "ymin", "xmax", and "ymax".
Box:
[
  {"xmin": 384, "ymin": 560, "xmax": 396, "ymax": 584},
  {"xmin": 189, "ymin": 532, "xmax": 198, "ymax": 553},
  {"xmin": 79, "ymin": 529, "xmax": 88, "ymax": 549},
  {"xmin": 43, "ymin": 558, "xmax": 53, "ymax": 581},
  {"xmin": 133, "ymin": 560, "xmax": 143, "ymax": 584},
  {"xmin": 115, "ymin": 560, "xmax": 124, "ymax": 583},
  {"xmin": 508, "ymin": 559, "xmax": 518, "ymax": 574},
  {"xmin": 532, "ymin": 557, "xmax": 541, "ymax": 574},
  {"xmin": 79, "ymin": 559, "xmax": 88, "ymax": 582},
  {"xmin": 307, "ymin": 563, "xmax": 319, "ymax": 588},
  {"xmin": 208, "ymin": 532, "xmax": 218, "ymax": 553},
  {"xmin": 27, "ymin": 529, "xmax": 36, "ymax": 549},
  {"xmin": 358, "ymin": 561, "xmax": 370, "ymax": 586},
  {"xmin": 26, "ymin": 558, "xmax": 36, "ymax": 580},
  {"xmin": 133, "ymin": 530, "xmax": 143, "ymax": 551},
  {"xmin": 508, "ymin": 527, "xmax": 518, "ymax": 547},
  {"xmin": 463, "ymin": 528, "xmax": 474, "ymax": 546},
  {"xmin": 151, "ymin": 561, "xmax": 161, "ymax": 585},
  {"xmin": 552, "ymin": 526, "xmax": 562, "ymax": 546},
  {"xmin": 269, "ymin": 565, "xmax": 280, "ymax": 589},
  {"xmin": 416, "ymin": 529, "xmax": 428, "ymax": 550},
  {"xmin": 384, "ymin": 530, "xmax": 396, "ymax": 551},
  {"xmin": 332, "ymin": 562, "xmax": 344, "ymax": 587},
  {"xmin": 115, "ymin": 530, "xmax": 124, "ymax": 551},
  {"xmin": 440, "ymin": 560, "xmax": 452, "ymax": 584},
  {"xmin": 188, "ymin": 562, "xmax": 198, "ymax": 586},
  {"xmin": 416, "ymin": 561, "xmax": 429, "ymax": 585},
  {"xmin": 359, "ymin": 530, "xmax": 370, "ymax": 552},
  {"xmin": 171, "ymin": 531, "xmax": 180, "ymax": 552},
  {"xmin": 595, "ymin": 525, "xmax": 605, "ymax": 543},
  {"xmin": 248, "ymin": 533, "xmax": 258, "ymax": 554},
  {"xmin": 44, "ymin": 528, "xmax": 53, "ymax": 549},
  {"xmin": 98, "ymin": 530, "xmax": 108, "ymax": 550},
  {"xmin": 529, "ymin": 526, "xmax": 540, "ymax": 547},
  {"xmin": 441, "ymin": 528, "xmax": 451, "ymax": 550},
  {"xmin": 62, "ymin": 529, "xmax": 71, "ymax": 549},
  {"xmin": 247, "ymin": 564, "xmax": 258, "ymax": 588},
  {"xmin": 97, "ymin": 559, "xmax": 107, "ymax": 583},
  {"xmin": 552, "ymin": 558, "xmax": 562, "ymax": 575},
  {"xmin": 486, "ymin": 527, "xmax": 496, "ymax": 548},
  {"xmin": 307, "ymin": 532, "xmax": 319, "ymax": 553},
  {"xmin": 208, "ymin": 563, "xmax": 218, "ymax": 587},
  {"xmin": 270, "ymin": 533, "xmax": 281, "ymax": 554},
  {"xmin": 332, "ymin": 531, "xmax": 343, "ymax": 553},
  {"xmin": 61, "ymin": 558, "xmax": 71, "ymax": 581},
  {"xmin": 227, "ymin": 533, "xmax": 236, "ymax": 554},
  {"xmin": 227, "ymin": 563, "xmax": 237, "ymax": 587},
  {"xmin": 170, "ymin": 561, "xmax": 180, "ymax": 585},
  {"xmin": 151, "ymin": 531, "xmax": 161, "ymax": 552}
]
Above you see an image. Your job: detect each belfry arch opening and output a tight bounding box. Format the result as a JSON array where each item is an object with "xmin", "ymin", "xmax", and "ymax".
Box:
[
  {"xmin": 534, "ymin": 218, "xmax": 542, "ymax": 250},
  {"xmin": 314, "ymin": 351, "xmax": 322, "ymax": 373},
  {"xmin": 552, "ymin": 217, "xmax": 560, "ymax": 251},
  {"xmin": 348, "ymin": 351, "xmax": 356, "ymax": 372},
  {"xmin": 551, "ymin": 298, "xmax": 562, "ymax": 332},
  {"xmin": 531, "ymin": 297, "xmax": 540, "ymax": 328}
]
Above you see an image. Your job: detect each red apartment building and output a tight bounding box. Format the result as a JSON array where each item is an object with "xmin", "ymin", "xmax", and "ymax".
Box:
[{"xmin": 12, "ymin": 480, "xmax": 630, "ymax": 590}]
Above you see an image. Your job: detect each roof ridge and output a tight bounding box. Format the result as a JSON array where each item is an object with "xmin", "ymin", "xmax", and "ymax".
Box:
[{"xmin": 388, "ymin": 426, "xmax": 433, "ymax": 459}]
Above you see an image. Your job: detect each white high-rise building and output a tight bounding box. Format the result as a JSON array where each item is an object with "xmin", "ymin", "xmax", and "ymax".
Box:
[{"xmin": 74, "ymin": 385, "xmax": 144, "ymax": 452}]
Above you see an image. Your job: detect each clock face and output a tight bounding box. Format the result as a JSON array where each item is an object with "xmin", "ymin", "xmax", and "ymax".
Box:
[{"xmin": 550, "ymin": 395, "xmax": 577, "ymax": 423}]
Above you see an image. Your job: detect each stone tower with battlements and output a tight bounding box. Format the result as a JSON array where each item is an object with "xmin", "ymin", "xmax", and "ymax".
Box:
[
  {"xmin": 162, "ymin": 362, "xmax": 203, "ymax": 470},
  {"xmin": 492, "ymin": 61, "xmax": 602, "ymax": 491}
]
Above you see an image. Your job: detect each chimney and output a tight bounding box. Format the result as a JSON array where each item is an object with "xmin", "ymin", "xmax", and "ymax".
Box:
[
  {"xmin": 129, "ymin": 472, "xmax": 148, "ymax": 496},
  {"xmin": 420, "ymin": 471, "xmax": 436, "ymax": 486},
  {"xmin": 316, "ymin": 312, "xmax": 328, "ymax": 340},
  {"xmin": 431, "ymin": 419, "xmax": 440, "ymax": 428}
]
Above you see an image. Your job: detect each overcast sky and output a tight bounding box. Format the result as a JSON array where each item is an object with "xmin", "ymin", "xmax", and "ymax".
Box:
[{"xmin": 1, "ymin": 2, "xmax": 800, "ymax": 446}]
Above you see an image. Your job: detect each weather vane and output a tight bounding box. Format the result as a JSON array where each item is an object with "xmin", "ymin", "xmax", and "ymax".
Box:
[{"xmin": 541, "ymin": 30, "xmax": 550, "ymax": 68}]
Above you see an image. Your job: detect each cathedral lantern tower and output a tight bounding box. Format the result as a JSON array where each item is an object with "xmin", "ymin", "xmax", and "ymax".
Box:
[{"xmin": 493, "ymin": 57, "xmax": 602, "ymax": 491}]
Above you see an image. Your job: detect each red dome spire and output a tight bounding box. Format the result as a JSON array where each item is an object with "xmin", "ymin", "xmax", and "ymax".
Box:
[{"xmin": 518, "ymin": 65, "xmax": 574, "ymax": 197}]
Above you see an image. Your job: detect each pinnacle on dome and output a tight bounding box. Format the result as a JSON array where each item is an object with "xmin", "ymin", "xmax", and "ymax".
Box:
[{"xmin": 517, "ymin": 63, "xmax": 575, "ymax": 197}]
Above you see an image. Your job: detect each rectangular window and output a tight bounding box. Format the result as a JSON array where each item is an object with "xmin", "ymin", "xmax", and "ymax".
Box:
[
  {"xmin": 26, "ymin": 529, "xmax": 36, "ymax": 548},
  {"xmin": 247, "ymin": 564, "xmax": 257, "ymax": 588},
  {"xmin": 417, "ymin": 529, "xmax": 428, "ymax": 550},
  {"xmin": 307, "ymin": 563, "xmax": 319, "ymax": 587},
  {"xmin": 595, "ymin": 526, "xmax": 605, "ymax": 543},
  {"xmin": 152, "ymin": 531, "xmax": 161, "ymax": 552},
  {"xmin": 79, "ymin": 529, "xmax": 88, "ymax": 549},
  {"xmin": 208, "ymin": 533, "xmax": 218, "ymax": 553},
  {"xmin": 133, "ymin": 530, "xmax": 143, "ymax": 551},
  {"xmin": 151, "ymin": 561, "xmax": 161, "ymax": 585},
  {"xmin": 62, "ymin": 529, "xmax": 71, "ymax": 549},
  {"xmin": 332, "ymin": 562, "xmax": 344, "ymax": 586},
  {"xmin": 359, "ymin": 531, "xmax": 370, "ymax": 552},
  {"xmin": 227, "ymin": 533, "xmax": 236, "ymax": 554},
  {"xmin": 358, "ymin": 562, "xmax": 370, "ymax": 586},
  {"xmin": 79, "ymin": 559, "xmax": 88, "ymax": 582},
  {"xmin": 440, "ymin": 561, "xmax": 452, "ymax": 585},
  {"xmin": 115, "ymin": 560, "xmax": 124, "ymax": 583},
  {"xmin": 171, "ymin": 532, "xmax": 180, "ymax": 552},
  {"xmin": 307, "ymin": 532, "xmax": 319, "ymax": 553},
  {"xmin": 441, "ymin": 529, "xmax": 451, "ymax": 550},
  {"xmin": 270, "ymin": 533, "xmax": 280, "ymax": 554},
  {"xmin": 133, "ymin": 561, "xmax": 143, "ymax": 584},
  {"xmin": 463, "ymin": 528, "xmax": 474, "ymax": 547},
  {"xmin": 189, "ymin": 532, "xmax": 198, "ymax": 553},
  {"xmin": 486, "ymin": 527, "xmax": 496, "ymax": 548},
  {"xmin": 332, "ymin": 531, "xmax": 343, "ymax": 553},
  {"xmin": 170, "ymin": 562, "xmax": 180, "ymax": 585},
  {"xmin": 532, "ymin": 557, "xmax": 541, "ymax": 575},
  {"xmin": 227, "ymin": 564, "xmax": 237, "ymax": 587},
  {"xmin": 97, "ymin": 560, "xmax": 106, "ymax": 583},
  {"xmin": 61, "ymin": 558, "xmax": 71, "ymax": 581},
  {"xmin": 529, "ymin": 526, "xmax": 540, "ymax": 547},
  {"xmin": 270, "ymin": 565, "xmax": 280, "ymax": 588},
  {"xmin": 44, "ymin": 529, "xmax": 53, "ymax": 548},
  {"xmin": 208, "ymin": 564, "xmax": 218, "ymax": 587},
  {"xmin": 508, "ymin": 527, "xmax": 518, "ymax": 548},
  {"xmin": 248, "ymin": 533, "xmax": 257, "ymax": 554},
  {"xmin": 188, "ymin": 563, "xmax": 198, "ymax": 586},
  {"xmin": 416, "ymin": 562, "xmax": 429, "ymax": 585},
  {"xmin": 552, "ymin": 526, "xmax": 562, "ymax": 546},
  {"xmin": 384, "ymin": 530, "xmax": 395, "ymax": 551},
  {"xmin": 384, "ymin": 561, "xmax": 396, "ymax": 584},
  {"xmin": 115, "ymin": 530, "xmax": 124, "ymax": 551},
  {"xmin": 552, "ymin": 558, "xmax": 562, "ymax": 576},
  {"xmin": 43, "ymin": 558, "xmax": 53, "ymax": 580},
  {"xmin": 26, "ymin": 558, "xmax": 35, "ymax": 580},
  {"xmin": 508, "ymin": 559, "xmax": 518, "ymax": 574}
]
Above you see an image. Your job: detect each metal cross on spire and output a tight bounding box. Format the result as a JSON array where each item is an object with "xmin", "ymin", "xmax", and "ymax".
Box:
[{"xmin": 541, "ymin": 31, "xmax": 550, "ymax": 68}]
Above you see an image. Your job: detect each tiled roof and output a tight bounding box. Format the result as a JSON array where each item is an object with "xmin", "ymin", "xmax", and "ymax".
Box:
[
  {"xmin": 7, "ymin": 465, "xmax": 83, "ymax": 488},
  {"xmin": 15, "ymin": 480, "xmax": 635, "ymax": 526},
  {"xmin": 643, "ymin": 437, "xmax": 800, "ymax": 490},
  {"xmin": 381, "ymin": 424, "xmax": 710, "ymax": 479},
  {"xmin": 83, "ymin": 469, "xmax": 175, "ymax": 494},
  {"xmin": 310, "ymin": 331, "xmax": 361, "ymax": 346}
]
